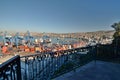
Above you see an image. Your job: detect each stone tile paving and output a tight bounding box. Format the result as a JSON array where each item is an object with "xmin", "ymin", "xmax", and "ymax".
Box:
[{"xmin": 54, "ymin": 61, "xmax": 120, "ymax": 80}]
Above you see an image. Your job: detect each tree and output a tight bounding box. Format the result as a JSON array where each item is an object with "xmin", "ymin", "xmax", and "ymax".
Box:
[
  {"xmin": 111, "ymin": 22, "xmax": 120, "ymax": 31},
  {"xmin": 111, "ymin": 22, "xmax": 120, "ymax": 47}
]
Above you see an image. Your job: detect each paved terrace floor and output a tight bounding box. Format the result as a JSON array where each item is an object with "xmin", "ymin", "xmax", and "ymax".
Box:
[{"xmin": 54, "ymin": 61, "xmax": 120, "ymax": 80}]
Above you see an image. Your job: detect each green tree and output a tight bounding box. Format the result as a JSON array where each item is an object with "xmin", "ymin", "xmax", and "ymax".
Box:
[
  {"xmin": 111, "ymin": 22, "xmax": 120, "ymax": 49},
  {"xmin": 111, "ymin": 22, "xmax": 120, "ymax": 30}
]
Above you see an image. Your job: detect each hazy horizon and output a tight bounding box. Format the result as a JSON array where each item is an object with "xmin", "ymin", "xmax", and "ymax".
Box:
[{"xmin": 0, "ymin": 30, "xmax": 114, "ymax": 34}]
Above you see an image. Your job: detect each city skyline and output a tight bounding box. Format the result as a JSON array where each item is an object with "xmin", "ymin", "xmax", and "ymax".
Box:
[{"xmin": 0, "ymin": 0, "xmax": 120, "ymax": 33}]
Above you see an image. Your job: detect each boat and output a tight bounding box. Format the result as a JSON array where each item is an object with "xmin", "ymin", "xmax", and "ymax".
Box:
[{"xmin": 42, "ymin": 35, "xmax": 52, "ymax": 44}]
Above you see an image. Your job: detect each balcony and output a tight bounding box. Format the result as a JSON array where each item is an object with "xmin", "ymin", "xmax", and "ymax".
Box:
[
  {"xmin": 0, "ymin": 45, "xmax": 120, "ymax": 80},
  {"xmin": 54, "ymin": 61, "xmax": 120, "ymax": 80}
]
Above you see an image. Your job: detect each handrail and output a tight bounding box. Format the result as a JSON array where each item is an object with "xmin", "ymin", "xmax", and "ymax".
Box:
[
  {"xmin": 0, "ymin": 46, "xmax": 94, "ymax": 80},
  {"xmin": 0, "ymin": 55, "xmax": 19, "ymax": 71},
  {"xmin": 20, "ymin": 46, "xmax": 91, "ymax": 58},
  {"xmin": 0, "ymin": 55, "xmax": 21, "ymax": 80}
]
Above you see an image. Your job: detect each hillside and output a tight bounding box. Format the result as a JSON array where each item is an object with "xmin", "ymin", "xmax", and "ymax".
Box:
[{"xmin": 0, "ymin": 30, "xmax": 115, "ymax": 38}]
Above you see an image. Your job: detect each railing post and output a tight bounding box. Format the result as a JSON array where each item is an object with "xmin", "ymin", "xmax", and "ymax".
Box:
[
  {"xmin": 16, "ymin": 55, "xmax": 22, "ymax": 80},
  {"xmin": 0, "ymin": 55, "xmax": 22, "ymax": 80}
]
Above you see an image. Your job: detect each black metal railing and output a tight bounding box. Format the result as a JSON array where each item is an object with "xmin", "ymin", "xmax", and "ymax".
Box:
[
  {"xmin": 20, "ymin": 50, "xmax": 74, "ymax": 80},
  {"xmin": 0, "ymin": 46, "xmax": 95, "ymax": 80},
  {"xmin": 0, "ymin": 55, "xmax": 21, "ymax": 80},
  {"xmin": 20, "ymin": 46, "xmax": 94, "ymax": 80},
  {"xmin": 52, "ymin": 46, "xmax": 95, "ymax": 78},
  {"xmin": 96, "ymin": 44, "xmax": 120, "ymax": 63}
]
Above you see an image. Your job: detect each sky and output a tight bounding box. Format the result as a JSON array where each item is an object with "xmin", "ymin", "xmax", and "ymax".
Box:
[{"xmin": 0, "ymin": 0, "xmax": 120, "ymax": 33}]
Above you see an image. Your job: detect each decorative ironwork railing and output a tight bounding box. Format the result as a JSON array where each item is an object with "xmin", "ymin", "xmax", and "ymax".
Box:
[
  {"xmin": 0, "ymin": 55, "xmax": 21, "ymax": 80},
  {"xmin": 0, "ymin": 46, "xmax": 95, "ymax": 80},
  {"xmin": 20, "ymin": 46, "xmax": 95, "ymax": 80}
]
